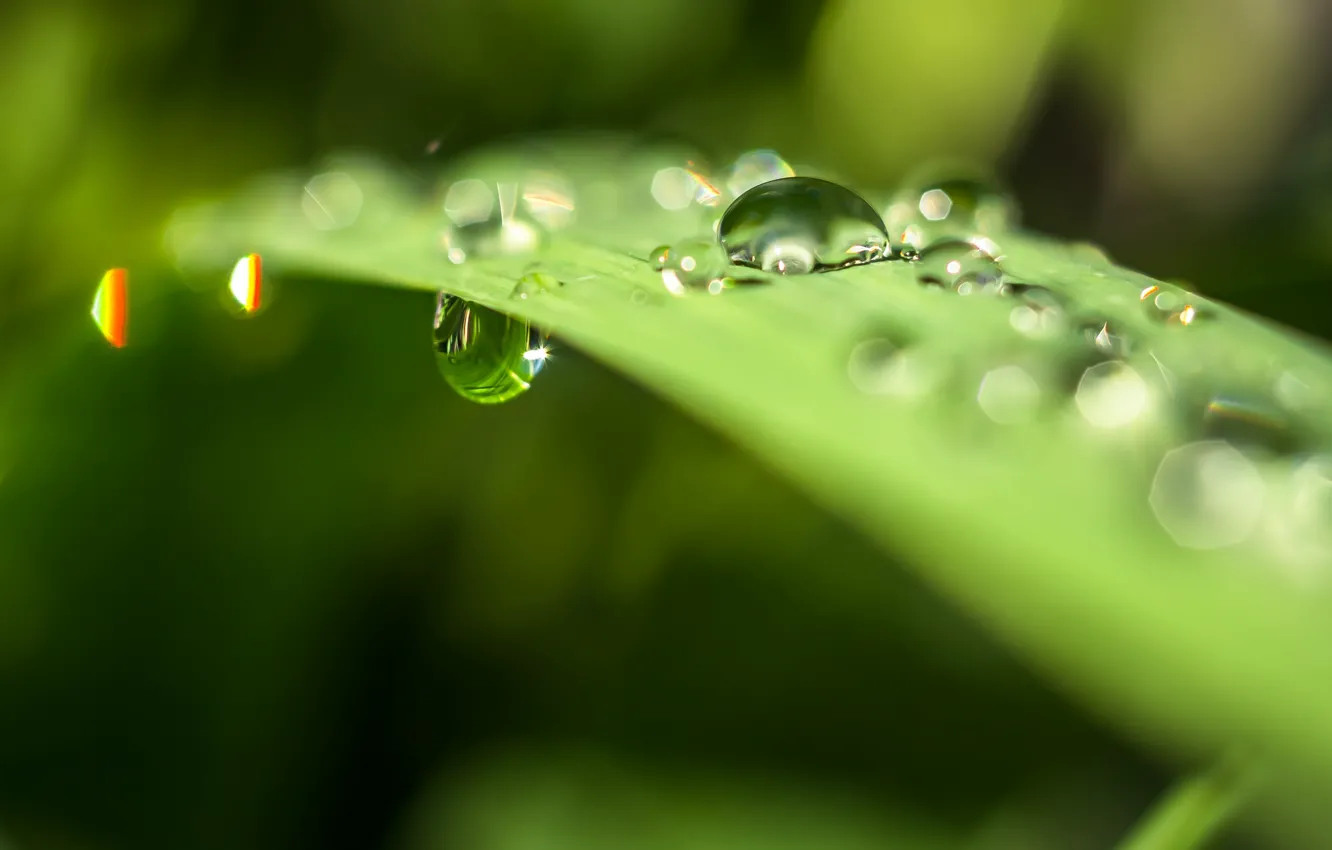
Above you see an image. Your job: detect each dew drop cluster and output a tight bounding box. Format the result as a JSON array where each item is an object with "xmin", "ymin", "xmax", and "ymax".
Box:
[{"xmin": 141, "ymin": 143, "xmax": 1332, "ymax": 577}]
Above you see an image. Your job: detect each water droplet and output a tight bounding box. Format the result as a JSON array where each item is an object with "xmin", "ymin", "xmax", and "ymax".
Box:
[
  {"xmin": 1079, "ymin": 320, "xmax": 1131, "ymax": 356},
  {"xmin": 1149, "ymin": 441, "xmax": 1266, "ymax": 549},
  {"xmin": 440, "ymin": 180, "xmax": 544, "ymax": 264},
  {"xmin": 92, "ymin": 268, "xmax": 129, "ymax": 348},
  {"xmin": 1139, "ymin": 284, "xmax": 1206, "ymax": 325},
  {"xmin": 977, "ymin": 365, "xmax": 1041, "ymax": 424},
  {"xmin": 725, "ymin": 149, "xmax": 796, "ymax": 198},
  {"xmin": 912, "ymin": 240, "xmax": 1002, "ymax": 291},
  {"xmin": 649, "ymin": 244, "xmax": 672, "ymax": 271},
  {"xmin": 887, "ymin": 174, "xmax": 1019, "ymax": 251},
  {"xmin": 228, "ymin": 253, "xmax": 263, "ymax": 314},
  {"xmin": 511, "ymin": 272, "xmax": 563, "ymax": 300},
  {"xmin": 847, "ymin": 337, "xmax": 941, "ymax": 398},
  {"xmin": 719, "ymin": 177, "xmax": 888, "ymax": 275},
  {"xmin": 1076, "ymin": 361, "xmax": 1150, "ymax": 429},
  {"xmin": 301, "ymin": 171, "xmax": 363, "ymax": 230},
  {"xmin": 655, "ymin": 239, "xmax": 731, "ymax": 295},
  {"xmin": 432, "ymin": 293, "xmax": 549, "ymax": 404}
]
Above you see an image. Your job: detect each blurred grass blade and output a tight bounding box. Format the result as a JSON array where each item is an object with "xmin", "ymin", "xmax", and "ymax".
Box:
[{"xmin": 1115, "ymin": 750, "xmax": 1265, "ymax": 850}]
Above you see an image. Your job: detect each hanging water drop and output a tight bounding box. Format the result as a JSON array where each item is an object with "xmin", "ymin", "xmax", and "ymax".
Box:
[
  {"xmin": 433, "ymin": 293, "xmax": 549, "ymax": 404},
  {"xmin": 719, "ymin": 177, "xmax": 889, "ymax": 275}
]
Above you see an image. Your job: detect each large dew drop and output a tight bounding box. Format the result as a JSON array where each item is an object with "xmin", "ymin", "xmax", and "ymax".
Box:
[
  {"xmin": 433, "ymin": 293, "xmax": 549, "ymax": 404},
  {"xmin": 719, "ymin": 177, "xmax": 889, "ymax": 275}
]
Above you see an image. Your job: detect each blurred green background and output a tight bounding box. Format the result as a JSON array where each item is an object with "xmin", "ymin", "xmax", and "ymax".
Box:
[{"xmin": 2, "ymin": 0, "xmax": 1332, "ymax": 848}]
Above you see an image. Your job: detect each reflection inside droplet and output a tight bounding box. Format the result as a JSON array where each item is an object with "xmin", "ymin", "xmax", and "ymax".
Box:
[
  {"xmin": 1149, "ymin": 441, "xmax": 1266, "ymax": 549},
  {"xmin": 977, "ymin": 365, "xmax": 1040, "ymax": 424},
  {"xmin": 433, "ymin": 293, "xmax": 549, "ymax": 404},
  {"xmin": 1076, "ymin": 361, "xmax": 1149, "ymax": 429}
]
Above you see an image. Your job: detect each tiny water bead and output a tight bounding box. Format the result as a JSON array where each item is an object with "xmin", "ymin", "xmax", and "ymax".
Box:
[
  {"xmin": 912, "ymin": 240, "xmax": 1002, "ymax": 291},
  {"xmin": 433, "ymin": 293, "xmax": 549, "ymax": 404},
  {"xmin": 228, "ymin": 253, "xmax": 263, "ymax": 314},
  {"xmin": 719, "ymin": 177, "xmax": 889, "ymax": 275},
  {"xmin": 92, "ymin": 268, "xmax": 129, "ymax": 348},
  {"xmin": 653, "ymin": 239, "xmax": 731, "ymax": 295},
  {"xmin": 511, "ymin": 272, "xmax": 563, "ymax": 300},
  {"xmin": 1139, "ymin": 284, "xmax": 1207, "ymax": 325},
  {"xmin": 649, "ymin": 244, "xmax": 673, "ymax": 271}
]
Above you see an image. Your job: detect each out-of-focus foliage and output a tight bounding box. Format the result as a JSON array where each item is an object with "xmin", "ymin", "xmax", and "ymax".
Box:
[{"xmin": 2, "ymin": 0, "xmax": 1331, "ymax": 849}]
